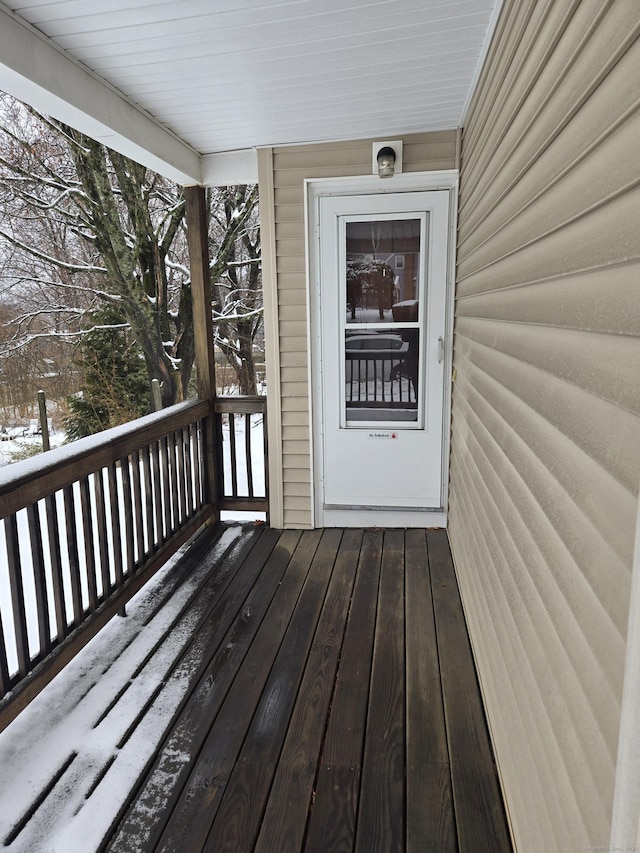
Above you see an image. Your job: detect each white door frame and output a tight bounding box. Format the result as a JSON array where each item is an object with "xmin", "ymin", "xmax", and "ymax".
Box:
[{"xmin": 305, "ymin": 170, "xmax": 458, "ymax": 528}]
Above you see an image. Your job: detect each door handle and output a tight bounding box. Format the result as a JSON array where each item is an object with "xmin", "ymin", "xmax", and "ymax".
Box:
[{"xmin": 437, "ymin": 336, "xmax": 445, "ymax": 364}]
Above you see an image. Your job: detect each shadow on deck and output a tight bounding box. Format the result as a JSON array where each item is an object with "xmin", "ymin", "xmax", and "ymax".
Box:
[{"xmin": 0, "ymin": 525, "xmax": 512, "ymax": 852}]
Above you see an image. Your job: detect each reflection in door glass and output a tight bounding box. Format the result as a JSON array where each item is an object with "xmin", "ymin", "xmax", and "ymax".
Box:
[
  {"xmin": 344, "ymin": 216, "xmax": 423, "ymax": 424},
  {"xmin": 345, "ymin": 219, "xmax": 421, "ymax": 324},
  {"xmin": 345, "ymin": 329, "xmax": 419, "ymax": 422}
]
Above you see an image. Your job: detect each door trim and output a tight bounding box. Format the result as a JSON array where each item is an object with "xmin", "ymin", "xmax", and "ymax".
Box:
[{"xmin": 306, "ymin": 170, "xmax": 458, "ymax": 528}]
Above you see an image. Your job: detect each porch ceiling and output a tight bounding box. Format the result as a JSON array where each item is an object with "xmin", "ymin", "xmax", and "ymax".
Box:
[{"xmin": 0, "ymin": 0, "xmax": 502, "ymax": 184}]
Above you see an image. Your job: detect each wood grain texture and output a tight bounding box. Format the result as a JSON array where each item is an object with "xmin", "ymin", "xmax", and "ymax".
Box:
[
  {"xmin": 254, "ymin": 529, "xmax": 362, "ymax": 853},
  {"xmin": 429, "ymin": 529, "xmax": 511, "ymax": 852},
  {"xmin": 304, "ymin": 527, "xmax": 383, "ymax": 852},
  {"xmin": 355, "ymin": 529, "xmax": 406, "ymax": 853},
  {"xmin": 98, "ymin": 526, "xmax": 511, "ymax": 853},
  {"xmin": 209, "ymin": 529, "xmax": 344, "ymax": 853},
  {"xmin": 107, "ymin": 525, "xmax": 290, "ymax": 851},
  {"xmin": 406, "ymin": 528, "xmax": 455, "ymax": 853},
  {"xmin": 152, "ymin": 530, "xmax": 316, "ymax": 853}
]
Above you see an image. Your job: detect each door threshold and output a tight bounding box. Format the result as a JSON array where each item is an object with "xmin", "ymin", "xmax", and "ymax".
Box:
[{"xmin": 320, "ymin": 508, "xmax": 447, "ymax": 528}]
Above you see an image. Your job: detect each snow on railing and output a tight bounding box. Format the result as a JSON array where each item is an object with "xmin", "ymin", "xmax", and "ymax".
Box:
[
  {"xmin": 0, "ymin": 399, "xmax": 215, "ymax": 729},
  {"xmin": 0, "ymin": 396, "xmax": 269, "ymax": 728}
]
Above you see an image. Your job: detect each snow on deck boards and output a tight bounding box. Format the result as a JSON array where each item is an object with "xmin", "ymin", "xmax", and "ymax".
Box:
[
  {"xmin": 0, "ymin": 526, "xmax": 512, "ymax": 853},
  {"xmin": 0, "ymin": 523, "xmax": 254, "ymax": 852}
]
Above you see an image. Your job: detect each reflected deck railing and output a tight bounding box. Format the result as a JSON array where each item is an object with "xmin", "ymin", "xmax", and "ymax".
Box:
[{"xmin": 0, "ymin": 395, "xmax": 267, "ymax": 731}]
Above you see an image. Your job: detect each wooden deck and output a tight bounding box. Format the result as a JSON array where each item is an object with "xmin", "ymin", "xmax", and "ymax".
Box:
[
  {"xmin": 101, "ymin": 524, "xmax": 511, "ymax": 853},
  {"xmin": 0, "ymin": 523, "xmax": 511, "ymax": 852}
]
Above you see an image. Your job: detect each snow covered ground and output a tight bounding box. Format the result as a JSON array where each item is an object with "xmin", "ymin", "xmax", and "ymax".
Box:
[
  {"xmin": 0, "ymin": 524, "xmax": 251, "ymax": 852},
  {"xmin": 0, "ymin": 430, "xmax": 65, "ymax": 468}
]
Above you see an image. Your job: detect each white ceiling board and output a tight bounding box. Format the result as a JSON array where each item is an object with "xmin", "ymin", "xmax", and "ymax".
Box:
[
  {"xmin": 3, "ymin": 0, "xmax": 504, "ymax": 183},
  {"xmin": 0, "ymin": 1, "xmax": 202, "ymax": 183}
]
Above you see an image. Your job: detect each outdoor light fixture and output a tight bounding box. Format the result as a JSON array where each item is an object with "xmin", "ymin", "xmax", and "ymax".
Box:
[
  {"xmin": 376, "ymin": 146, "xmax": 396, "ymax": 178},
  {"xmin": 372, "ymin": 140, "xmax": 403, "ymax": 178}
]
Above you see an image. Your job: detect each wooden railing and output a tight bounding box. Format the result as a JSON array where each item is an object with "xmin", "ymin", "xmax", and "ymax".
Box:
[
  {"xmin": 214, "ymin": 396, "xmax": 268, "ymax": 515},
  {"xmin": 346, "ymin": 354, "xmax": 418, "ymax": 408},
  {"xmin": 0, "ymin": 396, "xmax": 268, "ymax": 730}
]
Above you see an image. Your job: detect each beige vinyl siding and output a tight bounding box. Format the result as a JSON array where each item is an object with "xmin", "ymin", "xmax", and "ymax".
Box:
[
  {"xmin": 450, "ymin": 0, "xmax": 640, "ymax": 849},
  {"xmin": 263, "ymin": 131, "xmax": 457, "ymax": 528}
]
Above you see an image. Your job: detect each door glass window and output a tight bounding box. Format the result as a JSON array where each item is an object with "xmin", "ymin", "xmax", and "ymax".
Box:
[
  {"xmin": 344, "ymin": 217, "xmax": 424, "ymax": 425},
  {"xmin": 345, "ymin": 219, "xmax": 420, "ymax": 324}
]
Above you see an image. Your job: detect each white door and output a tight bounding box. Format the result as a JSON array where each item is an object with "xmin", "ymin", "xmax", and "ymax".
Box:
[{"xmin": 313, "ymin": 186, "xmax": 452, "ymax": 523}]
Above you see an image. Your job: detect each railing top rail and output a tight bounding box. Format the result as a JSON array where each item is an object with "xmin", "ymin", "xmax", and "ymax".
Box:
[
  {"xmin": 0, "ymin": 398, "xmax": 210, "ymax": 518},
  {"xmin": 213, "ymin": 395, "xmax": 267, "ymax": 414}
]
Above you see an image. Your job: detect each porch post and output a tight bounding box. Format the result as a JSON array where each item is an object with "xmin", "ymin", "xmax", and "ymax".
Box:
[{"xmin": 185, "ymin": 185, "xmax": 219, "ymax": 520}]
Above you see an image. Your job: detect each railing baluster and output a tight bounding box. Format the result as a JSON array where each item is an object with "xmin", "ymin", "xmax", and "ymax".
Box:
[
  {"xmin": 382, "ymin": 358, "xmax": 393, "ymax": 402},
  {"xmin": 228, "ymin": 414, "xmax": 238, "ymax": 498},
  {"xmin": 63, "ymin": 485, "xmax": 83, "ymax": 625},
  {"xmin": 168, "ymin": 434, "xmax": 179, "ymax": 533},
  {"xmin": 45, "ymin": 493, "xmax": 67, "ymax": 640},
  {"xmin": 4, "ymin": 514, "xmax": 29, "ymax": 677},
  {"xmin": 390, "ymin": 360, "xmax": 395, "ymax": 403},
  {"xmin": 151, "ymin": 441, "xmax": 163, "ymax": 543},
  {"xmin": 190, "ymin": 423, "xmax": 202, "ymax": 512},
  {"xmin": 176, "ymin": 429, "xmax": 187, "ymax": 524},
  {"xmin": 93, "ymin": 469, "xmax": 111, "ymax": 599},
  {"xmin": 142, "ymin": 446, "xmax": 155, "ymax": 552},
  {"xmin": 79, "ymin": 476, "xmax": 98, "ymax": 613},
  {"xmin": 131, "ymin": 450, "xmax": 145, "ymax": 564},
  {"xmin": 107, "ymin": 464, "xmax": 124, "ymax": 590},
  {"xmin": 120, "ymin": 456, "xmax": 135, "ymax": 577},
  {"xmin": 213, "ymin": 411, "xmax": 224, "ymax": 506},
  {"xmin": 27, "ymin": 503, "xmax": 51, "ymax": 658},
  {"xmin": 263, "ymin": 405, "xmax": 269, "ymax": 516},
  {"xmin": 245, "ymin": 414, "xmax": 254, "ymax": 499},
  {"xmin": 183, "ymin": 427, "xmax": 193, "ymax": 517},
  {"xmin": 0, "ymin": 616, "xmax": 10, "ymax": 696},
  {"xmin": 160, "ymin": 437, "xmax": 172, "ymax": 537}
]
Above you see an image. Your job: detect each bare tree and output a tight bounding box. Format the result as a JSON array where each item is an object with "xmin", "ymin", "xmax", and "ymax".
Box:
[
  {"xmin": 0, "ymin": 92, "xmax": 262, "ymax": 418},
  {"xmin": 209, "ymin": 184, "xmax": 262, "ymax": 394}
]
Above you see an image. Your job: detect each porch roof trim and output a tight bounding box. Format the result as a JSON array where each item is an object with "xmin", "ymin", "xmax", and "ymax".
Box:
[{"xmin": 0, "ymin": 2, "xmax": 202, "ymax": 185}]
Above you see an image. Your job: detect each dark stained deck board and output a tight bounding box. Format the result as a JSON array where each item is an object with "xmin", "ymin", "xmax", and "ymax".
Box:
[
  {"xmin": 252, "ymin": 528, "xmax": 364, "ymax": 853},
  {"xmin": 303, "ymin": 527, "xmax": 383, "ymax": 853},
  {"xmin": 405, "ymin": 528, "xmax": 456, "ymax": 853},
  {"xmin": 107, "ymin": 527, "xmax": 305, "ymax": 852},
  {"xmin": 428, "ymin": 529, "xmax": 512, "ymax": 852},
  {"xmin": 105, "ymin": 526, "xmax": 511, "ymax": 853},
  {"xmin": 203, "ymin": 528, "xmax": 345, "ymax": 851},
  {"xmin": 355, "ymin": 528, "xmax": 406, "ymax": 852},
  {"xmin": 153, "ymin": 529, "xmax": 322, "ymax": 852}
]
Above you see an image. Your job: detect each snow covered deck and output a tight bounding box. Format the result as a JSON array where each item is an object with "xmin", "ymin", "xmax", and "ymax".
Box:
[{"xmin": 0, "ymin": 523, "xmax": 511, "ymax": 853}]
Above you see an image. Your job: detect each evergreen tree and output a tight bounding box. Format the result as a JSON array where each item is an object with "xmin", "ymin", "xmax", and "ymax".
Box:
[{"xmin": 63, "ymin": 307, "xmax": 149, "ymax": 440}]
